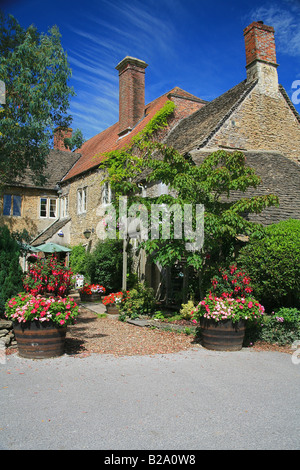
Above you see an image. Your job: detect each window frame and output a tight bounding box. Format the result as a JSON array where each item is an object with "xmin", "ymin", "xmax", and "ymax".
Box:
[
  {"xmin": 2, "ymin": 194, "xmax": 22, "ymax": 217},
  {"xmin": 102, "ymin": 182, "xmax": 112, "ymax": 206},
  {"xmin": 77, "ymin": 187, "xmax": 87, "ymax": 214},
  {"xmin": 39, "ymin": 197, "xmax": 57, "ymax": 219}
]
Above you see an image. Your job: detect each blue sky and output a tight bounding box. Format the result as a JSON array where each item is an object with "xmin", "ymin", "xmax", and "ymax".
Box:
[{"xmin": 2, "ymin": 0, "xmax": 300, "ymax": 141}]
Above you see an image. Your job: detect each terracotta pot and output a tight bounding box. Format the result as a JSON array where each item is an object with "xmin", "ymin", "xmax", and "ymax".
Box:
[
  {"xmin": 200, "ymin": 318, "xmax": 246, "ymax": 351},
  {"xmin": 13, "ymin": 320, "xmax": 67, "ymax": 359}
]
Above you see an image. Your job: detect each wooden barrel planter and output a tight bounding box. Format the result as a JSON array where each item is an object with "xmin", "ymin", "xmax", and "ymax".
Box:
[
  {"xmin": 80, "ymin": 293, "xmax": 102, "ymax": 302},
  {"xmin": 200, "ymin": 318, "xmax": 246, "ymax": 351},
  {"xmin": 13, "ymin": 321, "xmax": 67, "ymax": 359},
  {"xmin": 106, "ymin": 304, "xmax": 120, "ymax": 315}
]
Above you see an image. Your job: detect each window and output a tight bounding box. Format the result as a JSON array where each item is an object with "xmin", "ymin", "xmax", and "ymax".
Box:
[
  {"xmin": 39, "ymin": 197, "xmax": 57, "ymax": 218},
  {"xmin": 40, "ymin": 198, "xmax": 47, "ymax": 218},
  {"xmin": 102, "ymin": 182, "xmax": 112, "ymax": 205},
  {"xmin": 77, "ymin": 188, "xmax": 87, "ymax": 214},
  {"xmin": 49, "ymin": 198, "xmax": 57, "ymax": 218},
  {"xmin": 3, "ymin": 194, "xmax": 21, "ymax": 216},
  {"xmin": 60, "ymin": 196, "xmax": 68, "ymax": 218}
]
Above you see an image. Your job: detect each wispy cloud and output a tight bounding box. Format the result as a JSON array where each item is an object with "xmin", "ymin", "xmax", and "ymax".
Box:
[
  {"xmin": 247, "ymin": 1, "xmax": 300, "ymax": 57},
  {"xmin": 66, "ymin": 0, "xmax": 180, "ymax": 139}
]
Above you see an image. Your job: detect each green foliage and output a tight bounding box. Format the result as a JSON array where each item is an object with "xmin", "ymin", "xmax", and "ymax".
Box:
[
  {"xmin": 0, "ymin": 225, "xmax": 23, "ymax": 316},
  {"xmin": 0, "ymin": 12, "xmax": 84, "ymax": 185},
  {"xmin": 237, "ymin": 219, "xmax": 300, "ymax": 311},
  {"xmin": 179, "ymin": 300, "xmax": 195, "ymax": 320},
  {"xmin": 99, "ymin": 102, "xmax": 278, "ymax": 299},
  {"xmin": 255, "ymin": 308, "xmax": 300, "ymax": 346},
  {"xmin": 86, "ymin": 239, "xmax": 123, "ymax": 293},
  {"xmin": 69, "ymin": 244, "xmax": 88, "ymax": 277},
  {"xmin": 119, "ymin": 283, "xmax": 156, "ymax": 319}
]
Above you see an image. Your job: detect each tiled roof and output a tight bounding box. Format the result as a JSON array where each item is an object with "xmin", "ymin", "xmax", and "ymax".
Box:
[
  {"xmin": 11, "ymin": 149, "xmax": 81, "ymax": 190},
  {"xmin": 62, "ymin": 87, "xmax": 203, "ymax": 181}
]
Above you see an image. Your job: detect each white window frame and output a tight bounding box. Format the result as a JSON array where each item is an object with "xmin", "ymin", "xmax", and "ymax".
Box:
[
  {"xmin": 39, "ymin": 197, "xmax": 57, "ymax": 219},
  {"xmin": 77, "ymin": 187, "xmax": 87, "ymax": 214},
  {"xmin": 60, "ymin": 196, "xmax": 69, "ymax": 219},
  {"xmin": 102, "ymin": 182, "xmax": 112, "ymax": 206}
]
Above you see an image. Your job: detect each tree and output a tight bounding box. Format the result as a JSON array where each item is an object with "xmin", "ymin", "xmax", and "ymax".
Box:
[
  {"xmin": 99, "ymin": 101, "xmax": 279, "ymax": 299},
  {"xmin": 0, "ymin": 12, "xmax": 84, "ymax": 185},
  {"xmin": 0, "ymin": 225, "xmax": 23, "ymax": 316}
]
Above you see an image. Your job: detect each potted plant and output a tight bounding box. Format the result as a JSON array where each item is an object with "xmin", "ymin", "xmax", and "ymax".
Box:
[
  {"xmin": 79, "ymin": 284, "xmax": 106, "ymax": 302},
  {"xmin": 102, "ymin": 291, "xmax": 128, "ymax": 314},
  {"xmin": 192, "ymin": 294, "xmax": 265, "ymax": 351},
  {"xmin": 23, "ymin": 256, "xmax": 73, "ymax": 297},
  {"xmin": 5, "ymin": 293, "xmax": 79, "ymax": 359}
]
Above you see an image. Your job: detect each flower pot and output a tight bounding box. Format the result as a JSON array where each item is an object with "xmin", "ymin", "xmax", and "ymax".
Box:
[
  {"xmin": 80, "ymin": 293, "xmax": 102, "ymax": 302},
  {"xmin": 13, "ymin": 320, "xmax": 67, "ymax": 359},
  {"xmin": 106, "ymin": 304, "xmax": 120, "ymax": 315},
  {"xmin": 200, "ymin": 318, "xmax": 246, "ymax": 351}
]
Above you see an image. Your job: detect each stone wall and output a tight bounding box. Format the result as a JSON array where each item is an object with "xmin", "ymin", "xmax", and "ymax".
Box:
[
  {"xmin": 61, "ymin": 169, "xmax": 105, "ymax": 250},
  {"xmin": 205, "ymin": 87, "xmax": 300, "ymax": 164},
  {"xmin": 0, "ymin": 186, "xmax": 58, "ymax": 239}
]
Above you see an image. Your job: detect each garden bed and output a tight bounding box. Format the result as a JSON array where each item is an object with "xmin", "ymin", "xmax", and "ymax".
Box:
[{"xmin": 6, "ymin": 307, "xmax": 294, "ymax": 358}]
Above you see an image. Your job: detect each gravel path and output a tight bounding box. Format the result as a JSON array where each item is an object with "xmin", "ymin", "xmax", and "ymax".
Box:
[{"xmin": 64, "ymin": 308, "xmax": 201, "ymax": 357}]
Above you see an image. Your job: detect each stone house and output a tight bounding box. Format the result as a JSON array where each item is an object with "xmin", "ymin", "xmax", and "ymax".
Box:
[
  {"xmin": 1, "ymin": 21, "xmax": 299, "ymax": 290},
  {"xmin": 0, "ymin": 131, "xmax": 80, "ymax": 245},
  {"xmin": 166, "ymin": 21, "xmax": 300, "ymax": 224}
]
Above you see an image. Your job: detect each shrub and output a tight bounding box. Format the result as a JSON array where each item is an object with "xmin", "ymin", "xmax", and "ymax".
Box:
[
  {"xmin": 258, "ymin": 308, "xmax": 300, "ymax": 346},
  {"xmin": 0, "ymin": 226, "xmax": 23, "ymax": 317},
  {"xmin": 119, "ymin": 283, "xmax": 156, "ymax": 319},
  {"xmin": 179, "ymin": 300, "xmax": 195, "ymax": 320},
  {"xmin": 237, "ymin": 219, "xmax": 300, "ymax": 311},
  {"xmin": 86, "ymin": 239, "xmax": 123, "ymax": 293},
  {"xmin": 69, "ymin": 244, "xmax": 88, "ymax": 277}
]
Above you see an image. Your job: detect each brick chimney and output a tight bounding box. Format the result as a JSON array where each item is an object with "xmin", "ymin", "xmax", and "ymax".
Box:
[
  {"xmin": 53, "ymin": 127, "xmax": 72, "ymax": 151},
  {"xmin": 243, "ymin": 21, "xmax": 279, "ymax": 95},
  {"xmin": 116, "ymin": 56, "xmax": 148, "ymax": 137}
]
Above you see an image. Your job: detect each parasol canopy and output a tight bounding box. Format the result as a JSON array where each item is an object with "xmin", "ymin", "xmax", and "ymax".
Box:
[{"xmin": 33, "ymin": 242, "xmax": 71, "ymax": 253}]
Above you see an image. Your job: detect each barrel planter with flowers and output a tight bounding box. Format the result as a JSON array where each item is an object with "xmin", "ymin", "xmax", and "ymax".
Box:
[
  {"xmin": 102, "ymin": 291, "xmax": 128, "ymax": 314},
  {"xmin": 79, "ymin": 284, "xmax": 106, "ymax": 302},
  {"xmin": 192, "ymin": 295, "xmax": 265, "ymax": 351},
  {"xmin": 5, "ymin": 293, "xmax": 79, "ymax": 359}
]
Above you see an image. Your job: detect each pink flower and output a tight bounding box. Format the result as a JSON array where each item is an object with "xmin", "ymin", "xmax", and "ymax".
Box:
[
  {"xmin": 248, "ymin": 301, "xmax": 253, "ymax": 308},
  {"xmin": 59, "ymin": 320, "xmax": 65, "ymax": 325}
]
